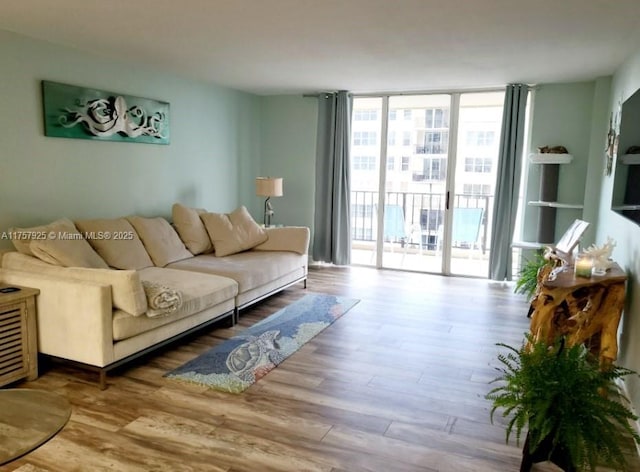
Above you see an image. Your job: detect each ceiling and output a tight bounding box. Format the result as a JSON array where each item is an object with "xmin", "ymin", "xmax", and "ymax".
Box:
[{"xmin": 3, "ymin": 0, "xmax": 640, "ymax": 96}]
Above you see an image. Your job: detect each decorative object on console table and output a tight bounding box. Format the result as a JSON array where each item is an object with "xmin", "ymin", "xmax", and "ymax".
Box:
[
  {"xmin": 583, "ymin": 237, "xmax": 616, "ymax": 276},
  {"xmin": 573, "ymin": 253, "xmax": 593, "ymax": 278},
  {"xmin": 42, "ymin": 80, "xmax": 170, "ymax": 145},
  {"xmin": 528, "ymin": 262, "xmax": 627, "ymax": 369},
  {"xmin": 255, "ymin": 177, "xmax": 283, "ymax": 227},
  {"xmin": 0, "ymin": 284, "xmax": 39, "ymax": 387}
]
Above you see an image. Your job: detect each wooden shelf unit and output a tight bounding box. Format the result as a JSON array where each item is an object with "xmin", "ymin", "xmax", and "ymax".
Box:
[{"xmin": 0, "ymin": 285, "xmax": 39, "ymax": 387}]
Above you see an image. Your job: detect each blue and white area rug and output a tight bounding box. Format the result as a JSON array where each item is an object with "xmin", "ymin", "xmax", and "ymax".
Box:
[{"xmin": 165, "ymin": 293, "xmax": 359, "ymax": 393}]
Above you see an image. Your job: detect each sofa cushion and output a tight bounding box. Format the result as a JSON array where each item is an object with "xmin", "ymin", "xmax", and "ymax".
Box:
[
  {"xmin": 127, "ymin": 216, "xmax": 193, "ymax": 267},
  {"xmin": 200, "ymin": 206, "xmax": 267, "ymax": 257},
  {"xmin": 9, "ymin": 218, "xmax": 78, "ymax": 256},
  {"xmin": 1, "ymin": 251, "xmax": 147, "ymax": 315},
  {"xmin": 171, "ymin": 203, "xmax": 213, "ymax": 255},
  {"xmin": 113, "ymin": 267, "xmax": 238, "ymax": 341},
  {"xmin": 166, "ymin": 251, "xmax": 306, "ymax": 293},
  {"xmin": 74, "ymin": 218, "xmax": 154, "ymax": 270},
  {"xmin": 29, "ymin": 233, "xmax": 109, "ymax": 269}
]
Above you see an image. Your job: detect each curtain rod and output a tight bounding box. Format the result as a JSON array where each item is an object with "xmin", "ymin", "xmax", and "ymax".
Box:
[{"xmin": 303, "ymin": 84, "xmax": 536, "ymax": 98}]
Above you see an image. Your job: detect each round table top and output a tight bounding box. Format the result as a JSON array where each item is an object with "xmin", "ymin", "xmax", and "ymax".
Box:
[{"xmin": 0, "ymin": 388, "xmax": 71, "ymax": 465}]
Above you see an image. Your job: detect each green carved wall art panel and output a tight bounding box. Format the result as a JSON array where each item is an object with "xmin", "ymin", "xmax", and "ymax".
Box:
[{"xmin": 42, "ymin": 81, "xmax": 170, "ymax": 144}]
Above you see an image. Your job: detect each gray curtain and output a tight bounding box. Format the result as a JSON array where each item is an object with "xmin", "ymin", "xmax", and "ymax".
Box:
[
  {"xmin": 312, "ymin": 91, "xmax": 352, "ymax": 265},
  {"xmin": 489, "ymin": 84, "xmax": 529, "ymax": 280}
]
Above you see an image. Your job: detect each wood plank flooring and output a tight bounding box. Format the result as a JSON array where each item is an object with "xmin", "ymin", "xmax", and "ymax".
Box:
[{"xmin": 4, "ymin": 266, "xmax": 639, "ymax": 471}]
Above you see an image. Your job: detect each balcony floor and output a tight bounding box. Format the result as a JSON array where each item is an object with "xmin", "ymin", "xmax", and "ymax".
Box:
[{"xmin": 351, "ymin": 242, "xmax": 490, "ymax": 277}]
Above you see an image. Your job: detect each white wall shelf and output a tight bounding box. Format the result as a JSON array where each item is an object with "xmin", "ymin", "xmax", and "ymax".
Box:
[
  {"xmin": 612, "ymin": 204, "xmax": 640, "ymax": 211},
  {"xmin": 512, "ymin": 240, "xmax": 545, "ymax": 250},
  {"xmin": 621, "ymin": 154, "xmax": 640, "ymax": 165},
  {"xmin": 528, "ymin": 153, "xmax": 574, "ymax": 165},
  {"xmin": 527, "ymin": 201, "xmax": 584, "ymax": 209}
]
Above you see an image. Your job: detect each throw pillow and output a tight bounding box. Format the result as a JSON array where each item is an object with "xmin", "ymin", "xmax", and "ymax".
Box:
[
  {"xmin": 171, "ymin": 203, "xmax": 213, "ymax": 255},
  {"xmin": 127, "ymin": 216, "xmax": 193, "ymax": 267},
  {"xmin": 30, "ymin": 235, "xmax": 109, "ymax": 268},
  {"xmin": 200, "ymin": 206, "xmax": 268, "ymax": 257},
  {"xmin": 74, "ymin": 218, "xmax": 154, "ymax": 270},
  {"xmin": 8, "ymin": 218, "xmax": 78, "ymax": 256}
]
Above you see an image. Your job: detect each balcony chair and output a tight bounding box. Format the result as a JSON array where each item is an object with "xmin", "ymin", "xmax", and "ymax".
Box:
[
  {"xmin": 436, "ymin": 207, "xmax": 484, "ymax": 256},
  {"xmin": 370, "ymin": 204, "xmax": 412, "ymax": 263}
]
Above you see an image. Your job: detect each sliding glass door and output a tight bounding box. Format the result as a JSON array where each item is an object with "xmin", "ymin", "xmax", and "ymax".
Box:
[{"xmin": 350, "ymin": 91, "xmax": 504, "ymax": 277}]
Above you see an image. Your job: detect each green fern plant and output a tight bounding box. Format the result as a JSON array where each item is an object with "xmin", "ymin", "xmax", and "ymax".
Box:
[
  {"xmin": 514, "ymin": 251, "xmax": 550, "ymax": 299},
  {"xmin": 486, "ymin": 334, "xmax": 640, "ymax": 471}
]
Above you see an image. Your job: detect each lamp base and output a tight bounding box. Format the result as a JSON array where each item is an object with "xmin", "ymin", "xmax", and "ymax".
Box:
[{"xmin": 263, "ymin": 197, "xmax": 274, "ymax": 227}]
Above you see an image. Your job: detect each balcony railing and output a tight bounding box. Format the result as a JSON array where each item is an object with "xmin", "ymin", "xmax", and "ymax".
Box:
[{"xmin": 351, "ymin": 189, "xmax": 493, "ymax": 252}]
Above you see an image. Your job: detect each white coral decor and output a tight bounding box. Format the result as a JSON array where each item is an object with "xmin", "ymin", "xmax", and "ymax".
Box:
[{"xmin": 583, "ymin": 237, "xmax": 616, "ymax": 273}]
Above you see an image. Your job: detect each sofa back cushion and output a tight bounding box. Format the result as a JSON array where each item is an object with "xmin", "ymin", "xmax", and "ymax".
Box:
[
  {"xmin": 171, "ymin": 203, "xmax": 213, "ymax": 255},
  {"xmin": 127, "ymin": 216, "xmax": 193, "ymax": 267},
  {"xmin": 74, "ymin": 218, "xmax": 154, "ymax": 270},
  {"xmin": 30, "ymin": 235, "xmax": 109, "ymax": 268},
  {"xmin": 200, "ymin": 206, "xmax": 268, "ymax": 257},
  {"xmin": 9, "ymin": 218, "xmax": 77, "ymax": 256},
  {"xmin": 2, "ymin": 252, "xmax": 147, "ymax": 315}
]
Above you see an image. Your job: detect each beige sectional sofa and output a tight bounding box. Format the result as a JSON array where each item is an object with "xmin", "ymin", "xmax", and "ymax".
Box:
[{"xmin": 0, "ymin": 204, "xmax": 309, "ymax": 388}]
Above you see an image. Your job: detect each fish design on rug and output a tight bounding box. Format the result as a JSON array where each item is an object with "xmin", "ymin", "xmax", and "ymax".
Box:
[{"xmin": 225, "ymin": 330, "xmax": 285, "ymax": 382}]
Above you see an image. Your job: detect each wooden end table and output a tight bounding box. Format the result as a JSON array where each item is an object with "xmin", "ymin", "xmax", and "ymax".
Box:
[{"xmin": 0, "ymin": 284, "xmax": 40, "ymax": 387}]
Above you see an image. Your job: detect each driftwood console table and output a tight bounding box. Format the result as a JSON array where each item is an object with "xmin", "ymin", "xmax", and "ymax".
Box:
[{"xmin": 528, "ymin": 262, "xmax": 627, "ymax": 367}]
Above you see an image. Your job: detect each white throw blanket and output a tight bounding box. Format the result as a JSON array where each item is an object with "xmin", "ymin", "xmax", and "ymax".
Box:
[{"xmin": 142, "ymin": 281, "xmax": 183, "ymax": 317}]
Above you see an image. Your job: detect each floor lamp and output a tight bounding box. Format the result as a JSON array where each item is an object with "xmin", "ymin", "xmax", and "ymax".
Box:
[{"xmin": 255, "ymin": 177, "xmax": 283, "ymax": 226}]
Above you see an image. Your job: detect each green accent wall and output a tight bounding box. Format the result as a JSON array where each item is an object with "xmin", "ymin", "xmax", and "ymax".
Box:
[
  {"xmin": 523, "ymin": 82, "xmax": 597, "ymax": 246},
  {"xmin": 258, "ymin": 96, "xmax": 318, "ymax": 235},
  {"xmin": 0, "ymin": 30, "xmax": 261, "ymax": 249}
]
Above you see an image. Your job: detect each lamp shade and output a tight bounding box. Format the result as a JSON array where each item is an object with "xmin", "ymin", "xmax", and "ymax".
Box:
[{"xmin": 255, "ymin": 177, "xmax": 283, "ymax": 197}]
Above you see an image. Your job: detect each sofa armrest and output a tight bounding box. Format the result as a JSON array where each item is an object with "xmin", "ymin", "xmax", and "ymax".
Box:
[
  {"xmin": 2, "ymin": 251, "xmax": 147, "ymax": 315},
  {"xmin": 0, "ymin": 269, "xmax": 115, "ymax": 367},
  {"xmin": 253, "ymin": 226, "xmax": 310, "ymax": 255}
]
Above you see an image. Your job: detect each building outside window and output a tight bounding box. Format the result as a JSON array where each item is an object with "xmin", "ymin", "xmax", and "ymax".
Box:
[
  {"xmin": 466, "ymin": 130, "xmax": 495, "ymax": 146},
  {"xmin": 425, "ymin": 108, "xmax": 449, "ymax": 129},
  {"xmin": 387, "ymin": 156, "xmax": 395, "ymax": 170},
  {"xmin": 353, "ymin": 131, "xmax": 377, "ymax": 146},
  {"xmin": 353, "ymin": 155, "xmax": 376, "ymax": 170},
  {"xmin": 354, "ymin": 109, "xmax": 378, "ymax": 121},
  {"xmin": 401, "ymin": 156, "xmax": 410, "ymax": 171},
  {"xmin": 463, "ymin": 183, "xmax": 491, "ymax": 195},
  {"xmin": 422, "ymin": 157, "xmax": 447, "ymax": 180},
  {"xmin": 402, "ymin": 131, "xmax": 411, "ymax": 146},
  {"xmin": 418, "ymin": 131, "xmax": 448, "ymax": 154},
  {"xmin": 464, "ymin": 157, "xmax": 492, "ymax": 173},
  {"xmin": 388, "ymin": 132, "xmax": 396, "ymax": 146}
]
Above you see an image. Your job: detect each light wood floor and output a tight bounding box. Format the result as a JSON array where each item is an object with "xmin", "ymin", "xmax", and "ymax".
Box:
[{"xmin": 4, "ymin": 266, "xmax": 638, "ymax": 471}]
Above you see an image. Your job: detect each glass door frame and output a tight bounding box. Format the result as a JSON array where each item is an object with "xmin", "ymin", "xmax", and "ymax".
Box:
[
  {"xmin": 370, "ymin": 93, "xmax": 461, "ymax": 275},
  {"xmin": 353, "ymin": 87, "xmax": 505, "ymax": 276}
]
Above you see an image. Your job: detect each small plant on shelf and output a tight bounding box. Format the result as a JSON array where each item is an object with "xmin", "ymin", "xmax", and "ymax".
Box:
[{"xmin": 486, "ymin": 334, "xmax": 640, "ymax": 472}]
